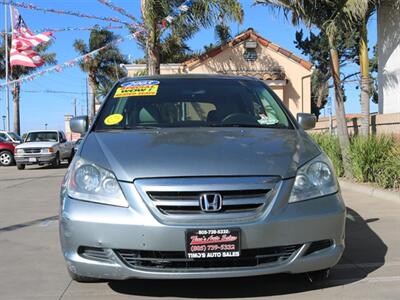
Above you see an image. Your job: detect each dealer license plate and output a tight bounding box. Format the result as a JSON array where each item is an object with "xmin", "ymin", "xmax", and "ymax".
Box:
[
  {"xmin": 185, "ymin": 228, "xmax": 240, "ymax": 259},
  {"xmin": 29, "ymin": 157, "xmax": 37, "ymax": 162}
]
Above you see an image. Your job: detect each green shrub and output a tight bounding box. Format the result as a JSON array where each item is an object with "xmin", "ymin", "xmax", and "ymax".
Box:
[
  {"xmin": 310, "ymin": 133, "xmax": 344, "ymax": 177},
  {"xmin": 310, "ymin": 133, "xmax": 400, "ymax": 189},
  {"xmin": 349, "ymin": 135, "xmax": 396, "ymax": 183},
  {"xmin": 374, "ymin": 145, "xmax": 400, "ymax": 189}
]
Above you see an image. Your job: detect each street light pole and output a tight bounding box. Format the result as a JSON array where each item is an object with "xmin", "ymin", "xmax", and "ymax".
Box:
[
  {"xmin": 2, "ymin": 115, "xmax": 6, "ymax": 130},
  {"xmin": 45, "ymin": 123, "xmax": 48, "ymax": 130},
  {"xmin": 4, "ymin": 2, "xmax": 10, "ymax": 131}
]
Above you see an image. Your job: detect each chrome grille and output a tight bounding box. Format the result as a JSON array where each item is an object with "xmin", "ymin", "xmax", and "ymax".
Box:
[
  {"xmin": 148, "ymin": 190, "xmax": 269, "ymax": 214},
  {"xmin": 23, "ymin": 148, "xmax": 41, "ymax": 154},
  {"xmin": 115, "ymin": 244, "xmax": 302, "ymax": 271},
  {"xmin": 134, "ymin": 177, "xmax": 281, "ymax": 224}
]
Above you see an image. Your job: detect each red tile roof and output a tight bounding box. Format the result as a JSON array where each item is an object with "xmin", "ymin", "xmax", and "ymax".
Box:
[{"xmin": 184, "ymin": 29, "xmax": 313, "ymax": 71}]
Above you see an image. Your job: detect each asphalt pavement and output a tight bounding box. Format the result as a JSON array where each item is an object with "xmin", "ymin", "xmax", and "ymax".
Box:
[{"xmin": 0, "ymin": 164, "xmax": 399, "ymax": 300}]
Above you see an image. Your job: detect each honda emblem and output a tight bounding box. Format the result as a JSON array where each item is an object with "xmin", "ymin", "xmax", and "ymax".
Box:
[{"xmin": 199, "ymin": 193, "xmax": 223, "ymax": 212}]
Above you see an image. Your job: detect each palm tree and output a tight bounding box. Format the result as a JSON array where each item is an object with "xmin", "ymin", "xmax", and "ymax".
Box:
[
  {"xmin": 0, "ymin": 35, "xmax": 56, "ymax": 134},
  {"xmin": 73, "ymin": 29, "xmax": 128, "ymax": 121},
  {"xmin": 141, "ymin": 0, "xmax": 243, "ymax": 75},
  {"xmin": 255, "ymin": 0, "xmax": 368, "ymax": 178},
  {"xmin": 358, "ymin": 1, "xmax": 376, "ymax": 136}
]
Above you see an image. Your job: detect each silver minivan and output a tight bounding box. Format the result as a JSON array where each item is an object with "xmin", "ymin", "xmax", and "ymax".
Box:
[{"xmin": 60, "ymin": 75, "xmax": 345, "ymax": 282}]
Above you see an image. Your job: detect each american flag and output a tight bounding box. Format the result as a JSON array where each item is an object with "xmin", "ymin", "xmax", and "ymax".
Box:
[{"xmin": 10, "ymin": 6, "xmax": 52, "ymax": 68}]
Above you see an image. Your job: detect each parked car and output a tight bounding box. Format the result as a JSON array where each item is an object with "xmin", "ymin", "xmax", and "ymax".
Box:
[
  {"xmin": 60, "ymin": 75, "xmax": 345, "ymax": 282},
  {"xmin": 0, "ymin": 131, "xmax": 23, "ymax": 145},
  {"xmin": 14, "ymin": 130, "xmax": 74, "ymax": 170},
  {"xmin": 0, "ymin": 136, "xmax": 15, "ymax": 166}
]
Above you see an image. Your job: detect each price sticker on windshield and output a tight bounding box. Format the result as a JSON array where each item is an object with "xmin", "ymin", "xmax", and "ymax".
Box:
[{"xmin": 114, "ymin": 80, "xmax": 159, "ymax": 98}]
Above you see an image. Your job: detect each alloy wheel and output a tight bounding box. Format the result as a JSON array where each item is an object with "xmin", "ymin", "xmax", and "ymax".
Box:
[{"xmin": 0, "ymin": 152, "xmax": 12, "ymax": 166}]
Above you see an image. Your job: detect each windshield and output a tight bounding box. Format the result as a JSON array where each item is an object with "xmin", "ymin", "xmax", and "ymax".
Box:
[
  {"xmin": 26, "ymin": 132, "xmax": 58, "ymax": 142},
  {"xmin": 94, "ymin": 78, "xmax": 292, "ymax": 131},
  {"xmin": 8, "ymin": 132, "xmax": 23, "ymax": 142}
]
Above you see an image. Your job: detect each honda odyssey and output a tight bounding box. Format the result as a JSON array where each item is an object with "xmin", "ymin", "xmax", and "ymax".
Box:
[{"xmin": 60, "ymin": 75, "xmax": 345, "ymax": 282}]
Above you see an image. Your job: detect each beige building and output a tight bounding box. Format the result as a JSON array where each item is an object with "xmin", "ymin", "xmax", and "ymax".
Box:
[
  {"xmin": 124, "ymin": 29, "xmax": 313, "ymax": 116},
  {"xmin": 378, "ymin": 0, "xmax": 400, "ymax": 114}
]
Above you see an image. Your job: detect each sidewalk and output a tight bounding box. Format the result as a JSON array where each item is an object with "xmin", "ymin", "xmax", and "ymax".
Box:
[{"xmin": 339, "ymin": 179, "xmax": 400, "ymax": 204}]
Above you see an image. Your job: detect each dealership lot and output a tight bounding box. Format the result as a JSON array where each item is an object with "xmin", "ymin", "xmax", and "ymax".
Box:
[{"xmin": 0, "ymin": 165, "xmax": 400, "ymax": 300}]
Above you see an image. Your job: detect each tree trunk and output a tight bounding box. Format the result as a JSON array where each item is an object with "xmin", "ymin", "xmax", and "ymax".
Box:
[
  {"xmin": 88, "ymin": 74, "xmax": 97, "ymax": 124},
  {"xmin": 147, "ymin": 19, "xmax": 160, "ymax": 75},
  {"xmin": 359, "ymin": 19, "xmax": 370, "ymax": 136},
  {"xmin": 141, "ymin": 0, "xmax": 160, "ymax": 75},
  {"xmin": 12, "ymin": 83, "xmax": 21, "ymax": 135},
  {"xmin": 329, "ymin": 47, "xmax": 352, "ymax": 178}
]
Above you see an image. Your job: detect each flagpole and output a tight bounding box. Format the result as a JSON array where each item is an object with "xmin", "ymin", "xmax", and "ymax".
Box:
[{"xmin": 4, "ymin": 2, "xmax": 10, "ymax": 132}]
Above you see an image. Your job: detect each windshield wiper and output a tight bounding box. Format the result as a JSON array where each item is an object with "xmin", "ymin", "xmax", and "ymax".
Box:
[
  {"xmin": 94, "ymin": 125, "xmax": 161, "ymax": 132},
  {"xmin": 124, "ymin": 125, "xmax": 161, "ymax": 130},
  {"xmin": 208, "ymin": 123, "xmax": 287, "ymax": 129}
]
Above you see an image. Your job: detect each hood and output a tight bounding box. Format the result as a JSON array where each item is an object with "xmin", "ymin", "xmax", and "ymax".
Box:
[
  {"xmin": 0, "ymin": 141, "xmax": 15, "ymax": 150},
  {"xmin": 16, "ymin": 141, "xmax": 58, "ymax": 149},
  {"xmin": 80, "ymin": 128, "xmax": 320, "ymax": 181}
]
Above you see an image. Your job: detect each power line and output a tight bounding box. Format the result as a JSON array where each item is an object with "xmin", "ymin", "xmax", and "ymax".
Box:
[{"xmin": 21, "ymin": 89, "xmax": 93, "ymax": 95}]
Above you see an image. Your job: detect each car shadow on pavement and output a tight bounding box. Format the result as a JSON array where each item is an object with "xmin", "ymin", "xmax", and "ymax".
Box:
[{"xmin": 108, "ymin": 207, "xmax": 387, "ymax": 298}]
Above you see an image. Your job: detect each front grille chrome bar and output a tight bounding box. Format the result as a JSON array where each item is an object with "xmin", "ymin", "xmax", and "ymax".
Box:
[{"xmin": 134, "ymin": 177, "xmax": 281, "ymax": 225}]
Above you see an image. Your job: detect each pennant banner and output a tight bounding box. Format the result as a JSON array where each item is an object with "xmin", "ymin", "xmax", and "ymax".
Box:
[
  {"xmin": 162, "ymin": 0, "xmax": 194, "ymax": 28},
  {"xmin": 1, "ymin": 0, "xmax": 195, "ymax": 30},
  {"xmin": 0, "ymin": 0, "xmax": 195, "ymax": 84},
  {"xmin": 38, "ymin": 24, "xmax": 126, "ymax": 33},
  {"xmin": 97, "ymin": 0, "xmax": 138, "ymax": 22},
  {"xmin": 0, "ymin": 33, "xmax": 144, "ymax": 88},
  {"xmin": 2, "ymin": 24, "xmax": 131, "ymax": 35},
  {"xmin": 0, "ymin": 0, "xmax": 135, "ymax": 26}
]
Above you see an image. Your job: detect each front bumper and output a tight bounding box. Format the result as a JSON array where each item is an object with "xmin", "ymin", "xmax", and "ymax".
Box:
[
  {"xmin": 59, "ymin": 180, "xmax": 346, "ymax": 280},
  {"xmin": 14, "ymin": 153, "xmax": 56, "ymax": 164}
]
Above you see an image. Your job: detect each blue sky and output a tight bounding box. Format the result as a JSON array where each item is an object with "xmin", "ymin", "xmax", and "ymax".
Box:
[{"xmin": 0, "ymin": 0, "xmax": 378, "ymax": 133}]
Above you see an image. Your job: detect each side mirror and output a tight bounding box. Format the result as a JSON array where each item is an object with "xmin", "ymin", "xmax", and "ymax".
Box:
[
  {"xmin": 70, "ymin": 116, "xmax": 88, "ymax": 134},
  {"xmin": 297, "ymin": 113, "xmax": 316, "ymax": 130}
]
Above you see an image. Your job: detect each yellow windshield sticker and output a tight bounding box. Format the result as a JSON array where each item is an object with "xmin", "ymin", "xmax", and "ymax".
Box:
[
  {"xmin": 104, "ymin": 114, "xmax": 123, "ymax": 125},
  {"xmin": 114, "ymin": 84, "xmax": 159, "ymax": 98}
]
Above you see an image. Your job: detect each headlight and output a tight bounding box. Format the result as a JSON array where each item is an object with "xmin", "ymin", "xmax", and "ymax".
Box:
[
  {"xmin": 16, "ymin": 149, "xmax": 24, "ymax": 154},
  {"xmin": 67, "ymin": 157, "xmax": 128, "ymax": 207},
  {"xmin": 289, "ymin": 153, "xmax": 338, "ymax": 203},
  {"xmin": 42, "ymin": 147, "xmax": 55, "ymax": 153}
]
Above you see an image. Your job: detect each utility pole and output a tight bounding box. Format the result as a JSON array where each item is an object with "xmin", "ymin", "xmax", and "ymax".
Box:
[
  {"xmin": 85, "ymin": 77, "xmax": 89, "ymax": 117},
  {"xmin": 73, "ymin": 98, "xmax": 77, "ymax": 116},
  {"xmin": 4, "ymin": 2, "xmax": 10, "ymax": 132}
]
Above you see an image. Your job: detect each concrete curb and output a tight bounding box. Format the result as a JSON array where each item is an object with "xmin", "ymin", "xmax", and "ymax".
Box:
[{"xmin": 339, "ymin": 179, "xmax": 400, "ymax": 204}]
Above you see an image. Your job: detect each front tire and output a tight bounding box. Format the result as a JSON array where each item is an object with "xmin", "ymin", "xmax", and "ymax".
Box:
[
  {"xmin": 306, "ymin": 268, "xmax": 331, "ymax": 283},
  {"xmin": 17, "ymin": 164, "xmax": 25, "ymax": 170},
  {"xmin": 67, "ymin": 151, "xmax": 74, "ymax": 165},
  {"xmin": 0, "ymin": 150, "xmax": 14, "ymax": 166},
  {"xmin": 52, "ymin": 153, "xmax": 61, "ymax": 168}
]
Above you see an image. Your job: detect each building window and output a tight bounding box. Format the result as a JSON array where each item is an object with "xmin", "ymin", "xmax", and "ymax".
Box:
[
  {"xmin": 243, "ymin": 40, "xmax": 258, "ymax": 61},
  {"xmin": 243, "ymin": 49, "xmax": 257, "ymax": 61}
]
